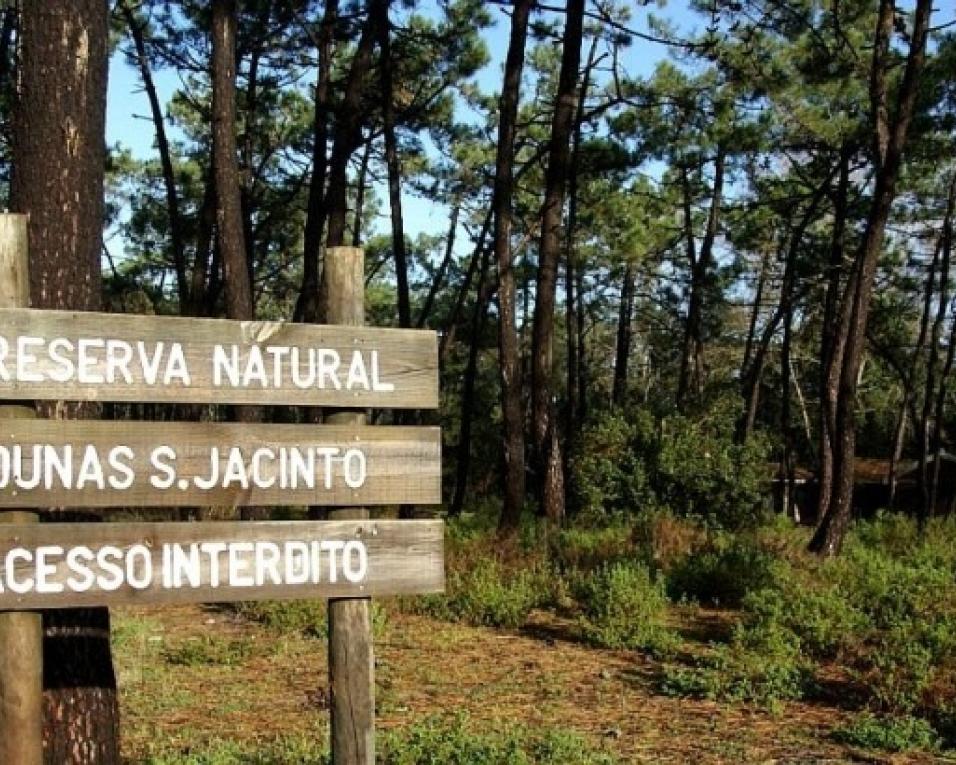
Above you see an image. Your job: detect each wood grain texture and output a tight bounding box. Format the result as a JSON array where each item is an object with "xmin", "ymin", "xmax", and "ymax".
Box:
[
  {"xmin": 0, "ymin": 214, "xmax": 44, "ymax": 765},
  {"xmin": 0, "ymin": 307, "xmax": 438, "ymax": 408},
  {"xmin": 0, "ymin": 419, "xmax": 440, "ymax": 508},
  {"xmin": 0, "ymin": 519, "xmax": 444, "ymax": 609},
  {"xmin": 323, "ymin": 248, "xmax": 376, "ymax": 765}
]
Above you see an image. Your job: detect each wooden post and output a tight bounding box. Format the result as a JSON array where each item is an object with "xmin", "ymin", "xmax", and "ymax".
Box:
[
  {"xmin": 0, "ymin": 214, "xmax": 44, "ymax": 765},
  {"xmin": 324, "ymin": 246, "xmax": 374, "ymax": 764}
]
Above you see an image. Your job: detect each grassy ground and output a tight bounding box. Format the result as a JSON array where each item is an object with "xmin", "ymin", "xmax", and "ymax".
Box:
[{"xmin": 114, "ymin": 600, "xmax": 950, "ymax": 764}]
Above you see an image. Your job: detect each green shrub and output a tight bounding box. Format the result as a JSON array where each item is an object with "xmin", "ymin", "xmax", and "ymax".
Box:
[
  {"xmin": 162, "ymin": 636, "xmax": 256, "ymax": 667},
  {"xmin": 667, "ymin": 536, "xmax": 780, "ymax": 608},
  {"xmin": 832, "ymin": 713, "xmax": 940, "ymax": 753},
  {"xmin": 551, "ymin": 525, "xmax": 639, "ymax": 572},
  {"xmin": 738, "ymin": 579, "xmax": 863, "ymax": 660},
  {"xmin": 575, "ymin": 561, "xmax": 678, "ymax": 655},
  {"xmin": 414, "ymin": 558, "xmax": 552, "ymax": 629},
  {"xmin": 143, "ymin": 734, "xmax": 329, "ymax": 764},
  {"xmin": 232, "ymin": 600, "xmax": 388, "ymax": 640},
  {"xmin": 569, "ymin": 410, "xmax": 657, "ymax": 518},
  {"xmin": 661, "ymin": 631, "xmax": 810, "ymax": 711},
  {"xmin": 381, "ymin": 715, "xmax": 617, "ymax": 765},
  {"xmin": 653, "ymin": 412, "xmax": 769, "ymax": 528}
]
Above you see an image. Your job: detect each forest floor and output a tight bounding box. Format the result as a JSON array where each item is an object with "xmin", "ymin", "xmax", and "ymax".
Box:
[{"xmin": 114, "ymin": 603, "xmax": 950, "ymax": 764}]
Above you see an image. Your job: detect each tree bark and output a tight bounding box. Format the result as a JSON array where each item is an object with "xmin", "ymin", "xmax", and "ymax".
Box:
[
  {"xmin": 213, "ymin": 0, "xmax": 263, "ymax": 521},
  {"xmin": 418, "ymin": 202, "xmax": 459, "ymax": 328},
  {"xmin": 678, "ymin": 147, "xmax": 725, "ymax": 408},
  {"xmin": 530, "ymin": 0, "xmax": 585, "ymax": 522},
  {"xmin": 324, "ymin": 4, "xmax": 380, "ymax": 249},
  {"xmin": 451, "ymin": 246, "xmax": 493, "ymax": 516},
  {"xmin": 492, "ymin": 0, "xmax": 533, "ymax": 532},
  {"xmin": 565, "ymin": 36, "xmax": 598, "ymax": 445},
  {"xmin": 296, "ymin": 0, "xmax": 339, "ymax": 323},
  {"xmin": 810, "ymin": 0, "xmax": 933, "ymax": 556},
  {"xmin": 817, "ymin": 144, "xmax": 853, "ymax": 527},
  {"xmin": 10, "ymin": 2, "xmax": 119, "ymax": 761},
  {"xmin": 612, "ymin": 261, "xmax": 636, "ymax": 407},
  {"xmin": 375, "ymin": 0, "xmax": 411, "ymax": 328}
]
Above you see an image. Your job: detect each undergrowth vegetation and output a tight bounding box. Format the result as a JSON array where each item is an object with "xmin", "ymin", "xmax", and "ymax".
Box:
[
  {"xmin": 399, "ymin": 504, "xmax": 956, "ymax": 757},
  {"xmin": 141, "ymin": 715, "xmax": 618, "ymax": 764}
]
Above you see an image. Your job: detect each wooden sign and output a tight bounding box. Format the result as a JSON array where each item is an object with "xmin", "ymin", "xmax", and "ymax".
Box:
[
  {"xmin": 0, "ymin": 308, "xmax": 438, "ymax": 408},
  {"xmin": 0, "ymin": 420, "xmax": 440, "ymax": 508},
  {"xmin": 0, "ymin": 520, "xmax": 444, "ymax": 609}
]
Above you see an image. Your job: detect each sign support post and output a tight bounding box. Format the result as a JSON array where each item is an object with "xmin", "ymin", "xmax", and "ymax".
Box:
[
  {"xmin": 0, "ymin": 214, "xmax": 44, "ymax": 765},
  {"xmin": 324, "ymin": 246, "xmax": 374, "ymax": 764}
]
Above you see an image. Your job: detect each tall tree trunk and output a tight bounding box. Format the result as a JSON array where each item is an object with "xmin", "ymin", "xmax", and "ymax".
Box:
[
  {"xmin": 451, "ymin": 247, "xmax": 492, "ymax": 516},
  {"xmin": 927, "ymin": 189, "xmax": 956, "ymax": 520},
  {"xmin": 11, "ymin": 2, "xmax": 119, "ymax": 761},
  {"xmin": 324, "ymin": 4, "xmax": 380, "ymax": 249},
  {"xmin": 213, "ymin": 0, "xmax": 263, "ymax": 523},
  {"xmin": 919, "ymin": 229, "xmax": 951, "ymax": 519},
  {"xmin": 810, "ymin": 0, "xmax": 933, "ymax": 556},
  {"xmin": 296, "ymin": 0, "xmax": 339, "ymax": 323},
  {"xmin": 530, "ymin": 0, "xmax": 585, "ymax": 522},
  {"xmin": 678, "ymin": 147, "xmax": 725, "ymax": 409},
  {"xmin": 375, "ymin": 0, "xmax": 411, "ymax": 328},
  {"xmin": 418, "ymin": 202, "xmax": 459, "ymax": 328},
  {"xmin": 120, "ymin": 0, "xmax": 187, "ymax": 309},
  {"xmin": 351, "ymin": 136, "xmax": 372, "ymax": 247},
  {"xmin": 439, "ymin": 208, "xmax": 492, "ymax": 365},
  {"xmin": 612, "ymin": 261, "xmax": 636, "ymax": 407},
  {"xmin": 817, "ymin": 144, "xmax": 852, "ymax": 526},
  {"xmin": 738, "ymin": 178, "xmax": 830, "ymax": 444},
  {"xmin": 492, "ymin": 0, "xmax": 533, "ymax": 532},
  {"xmin": 565, "ymin": 36, "xmax": 598, "ymax": 447},
  {"xmin": 213, "ymin": 0, "xmax": 253, "ymax": 324}
]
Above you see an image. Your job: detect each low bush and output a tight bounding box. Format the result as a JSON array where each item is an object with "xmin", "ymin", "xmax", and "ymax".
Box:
[
  {"xmin": 550, "ymin": 525, "xmax": 638, "ymax": 572},
  {"xmin": 661, "ymin": 620, "xmax": 810, "ymax": 711},
  {"xmin": 231, "ymin": 600, "xmax": 388, "ymax": 640},
  {"xmin": 413, "ymin": 557, "xmax": 553, "ymax": 629},
  {"xmin": 832, "ymin": 713, "xmax": 940, "ymax": 753},
  {"xmin": 575, "ymin": 561, "xmax": 677, "ymax": 655},
  {"xmin": 381, "ymin": 715, "xmax": 618, "ymax": 765},
  {"xmin": 667, "ymin": 536, "xmax": 781, "ymax": 608}
]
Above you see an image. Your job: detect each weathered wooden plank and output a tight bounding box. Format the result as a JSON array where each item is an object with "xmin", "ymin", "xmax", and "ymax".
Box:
[
  {"xmin": 0, "ymin": 519, "xmax": 445, "ymax": 609},
  {"xmin": 0, "ymin": 420, "xmax": 440, "ymax": 508},
  {"xmin": 323, "ymin": 247, "xmax": 375, "ymax": 765},
  {"xmin": 0, "ymin": 214, "xmax": 43, "ymax": 765},
  {"xmin": 0, "ymin": 307, "xmax": 438, "ymax": 408}
]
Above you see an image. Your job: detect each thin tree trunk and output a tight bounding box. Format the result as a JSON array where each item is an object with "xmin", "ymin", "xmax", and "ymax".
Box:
[
  {"xmin": 888, "ymin": 182, "xmax": 950, "ymax": 506},
  {"xmin": 418, "ymin": 202, "xmax": 459, "ymax": 328},
  {"xmin": 375, "ymin": 0, "xmax": 411, "ymax": 328},
  {"xmin": 810, "ymin": 0, "xmax": 932, "ymax": 557},
  {"xmin": 492, "ymin": 0, "xmax": 533, "ymax": 532},
  {"xmin": 296, "ymin": 0, "xmax": 339, "ymax": 322},
  {"xmin": 439, "ymin": 208, "xmax": 492, "ymax": 365},
  {"xmin": 324, "ymin": 4, "xmax": 379, "ymax": 249},
  {"xmin": 612, "ymin": 261, "xmax": 636, "ymax": 407},
  {"xmin": 530, "ymin": 0, "xmax": 585, "ymax": 522},
  {"xmin": 918, "ymin": 179, "xmax": 956, "ymax": 520},
  {"xmin": 928, "ymin": 196, "xmax": 956, "ymax": 519},
  {"xmin": 451, "ymin": 247, "xmax": 492, "ymax": 516},
  {"xmin": 352, "ymin": 137, "xmax": 372, "ymax": 247},
  {"xmin": 120, "ymin": 0, "xmax": 187, "ymax": 308},
  {"xmin": 565, "ymin": 36, "xmax": 598, "ymax": 443},
  {"xmin": 817, "ymin": 144, "xmax": 852, "ymax": 528}
]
